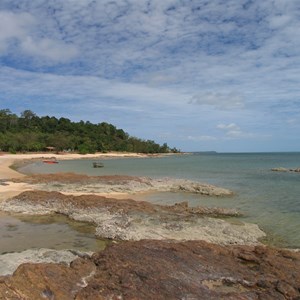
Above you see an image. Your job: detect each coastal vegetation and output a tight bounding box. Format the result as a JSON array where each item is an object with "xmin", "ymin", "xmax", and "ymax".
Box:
[{"xmin": 0, "ymin": 109, "xmax": 179, "ymax": 154}]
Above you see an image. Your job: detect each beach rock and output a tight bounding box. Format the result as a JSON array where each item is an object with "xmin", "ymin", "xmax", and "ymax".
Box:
[
  {"xmin": 1, "ymin": 240, "xmax": 300, "ymax": 299},
  {"xmin": 272, "ymin": 167, "xmax": 300, "ymax": 173},
  {"xmin": 0, "ymin": 190, "xmax": 265, "ymax": 245},
  {"xmin": 0, "ymin": 257, "xmax": 96, "ymax": 299},
  {"xmin": 12, "ymin": 173, "xmax": 234, "ymax": 196},
  {"xmin": 0, "ymin": 248, "xmax": 92, "ymax": 276},
  {"xmin": 271, "ymin": 167, "xmax": 289, "ymax": 172}
]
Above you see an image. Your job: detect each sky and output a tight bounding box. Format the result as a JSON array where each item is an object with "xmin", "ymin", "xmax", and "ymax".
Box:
[{"xmin": 0, "ymin": 0, "xmax": 300, "ymax": 152}]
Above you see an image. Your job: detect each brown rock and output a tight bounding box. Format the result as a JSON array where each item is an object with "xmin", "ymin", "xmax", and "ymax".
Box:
[
  {"xmin": 13, "ymin": 173, "xmax": 145, "ymax": 185},
  {"xmin": 4, "ymin": 190, "xmax": 240, "ymax": 217},
  {"xmin": 0, "ymin": 258, "xmax": 96, "ymax": 300},
  {"xmin": 12, "ymin": 172, "xmax": 233, "ymax": 196},
  {"xmin": 1, "ymin": 240, "xmax": 300, "ymax": 299}
]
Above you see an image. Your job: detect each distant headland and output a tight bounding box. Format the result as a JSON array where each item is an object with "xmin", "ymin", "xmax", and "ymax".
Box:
[{"xmin": 0, "ymin": 109, "xmax": 179, "ymax": 154}]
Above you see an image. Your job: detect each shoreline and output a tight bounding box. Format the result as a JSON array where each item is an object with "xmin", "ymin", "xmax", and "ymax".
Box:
[
  {"xmin": 1, "ymin": 153, "xmax": 300, "ymax": 298},
  {"xmin": 0, "ymin": 152, "xmax": 287, "ymax": 249},
  {"xmin": 0, "ymin": 152, "xmax": 263, "ymax": 244},
  {"xmin": 0, "ymin": 151, "xmax": 186, "ymax": 203},
  {"xmin": 0, "ymin": 151, "xmax": 168, "ymax": 178},
  {"xmin": 0, "ymin": 151, "xmax": 168, "ymax": 199}
]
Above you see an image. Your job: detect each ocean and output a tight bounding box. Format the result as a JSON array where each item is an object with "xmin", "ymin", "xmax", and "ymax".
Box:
[{"xmin": 15, "ymin": 152, "xmax": 300, "ymax": 249}]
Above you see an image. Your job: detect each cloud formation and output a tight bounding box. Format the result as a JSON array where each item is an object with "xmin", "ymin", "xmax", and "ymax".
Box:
[
  {"xmin": 0, "ymin": 10, "xmax": 78, "ymax": 63},
  {"xmin": 217, "ymin": 123, "xmax": 247, "ymax": 138},
  {"xmin": 0, "ymin": 11, "xmax": 34, "ymax": 53},
  {"xmin": 0, "ymin": 0, "xmax": 300, "ymax": 151},
  {"xmin": 189, "ymin": 92, "xmax": 244, "ymax": 110}
]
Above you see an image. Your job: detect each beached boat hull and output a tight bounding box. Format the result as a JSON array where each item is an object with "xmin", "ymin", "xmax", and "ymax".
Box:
[{"xmin": 43, "ymin": 160, "xmax": 58, "ymax": 164}]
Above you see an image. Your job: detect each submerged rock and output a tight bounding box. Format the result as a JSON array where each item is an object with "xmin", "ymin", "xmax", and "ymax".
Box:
[
  {"xmin": 0, "ymin": 191, "xmax": 265, "ymax": 245},
  {"xmin": 1, "ymin": 240, "xmax": 300, "ymax": 299}
]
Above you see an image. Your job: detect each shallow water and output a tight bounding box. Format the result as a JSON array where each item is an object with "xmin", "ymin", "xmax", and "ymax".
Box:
[
  {"xmin": 20, "ymin": 152, "xmax": 300, "ymax": 248},
  {"xmin": 0, "ymin": 211, "xmax": 107, "ymax": 254}
]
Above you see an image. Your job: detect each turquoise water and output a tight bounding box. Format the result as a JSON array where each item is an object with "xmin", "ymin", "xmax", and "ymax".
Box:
[{"xmin": 20, "ymin": 153, "xmax": 300, "ymax": 248}]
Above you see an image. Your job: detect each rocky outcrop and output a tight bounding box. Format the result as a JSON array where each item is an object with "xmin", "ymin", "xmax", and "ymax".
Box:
[
  {"xmin": 1, "ymin": 240, "xmax": 300, "ymax": 299},
  {"xmin": 0, "ymin": 254, "xmax": 96, "ymax": 299},
  {"xmin": 0, "ymin": 248, "xmax": 92, "ymax": 276},
  {"xmin": 12, "ymin": 173, "xmax": 234, "ymax": 196},
  {"xmin": 272, "ymin": 167, "xmax": 300, "ymax": 173},
  {"xmin": 0, "ymin": 190, "xmax": 265, "ymax": 245}
]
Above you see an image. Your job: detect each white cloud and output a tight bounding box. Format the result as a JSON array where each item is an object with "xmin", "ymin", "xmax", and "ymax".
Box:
[
  {"xmin": 21, "ymin": 37, "xmax": 78, "ymax": 62},
  {"xmin": 217, "ymin": 123, "xmax": 253, "ymax": 139},
  {"xmin": 189, "ymin": 92, "xmax": 244, "ymax": 110},
  {"xmin": 217, "ymin": 123, "xmax": 240, "ymax": 130},
  {"xmin": 268, "ymin": 15, "xmax": 292, "ymax": 29},
  {"xmin": 0, "ymin": 11, "xmax": 34, "ymax": 53},
  {"xmin": 1, "ymin": 0, "xmax": 300, "ymax": 151},
  {"xmin": 286, "ymin": 118, "xmax": 300, "ymax": 127},
  {"xmin": 0, "ymin": 66, "xmax": 189, "ymax": 116},
  {"xmin": 0, "ymin": 10, "xmax": 78, "ymax": 62}
]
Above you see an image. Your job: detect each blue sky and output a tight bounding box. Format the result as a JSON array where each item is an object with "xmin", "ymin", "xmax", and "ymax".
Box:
[{"xmin": 0, "ymin": 0, "xmax": 300, "ymax": 152}]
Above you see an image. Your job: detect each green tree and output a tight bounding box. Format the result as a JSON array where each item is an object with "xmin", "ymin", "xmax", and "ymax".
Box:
[{"xmin": 0, "ymin": 109, "xmax": 176, "ymax": 154}]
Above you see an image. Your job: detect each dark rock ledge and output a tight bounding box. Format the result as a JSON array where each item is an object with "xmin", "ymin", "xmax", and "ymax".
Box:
[{"xmin": 1, "ymin": 240, "xmax": 300, "ymax": 299}]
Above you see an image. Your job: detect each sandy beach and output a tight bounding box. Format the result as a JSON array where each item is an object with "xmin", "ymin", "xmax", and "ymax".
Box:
[
  {"xmin": 0, "ymin": 152, "xmax": 152, "ymax": 178},
  {"xmin": 0, "ymin": 152, "xmax": 155, "ymax": 199}
]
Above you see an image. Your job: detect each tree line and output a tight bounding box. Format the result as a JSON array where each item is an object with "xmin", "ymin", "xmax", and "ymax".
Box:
[{"xmin": 0, "ymin": 109, "xmax": 179, "ymax": 154}]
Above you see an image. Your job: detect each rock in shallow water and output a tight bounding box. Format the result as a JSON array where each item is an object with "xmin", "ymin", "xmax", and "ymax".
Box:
[
  {"xmin": 0, "ymin": 240, "xmax": 300, "ymax": 299},
  {"xmin": 272, "ymin": 167, "xmax": 300, "ymax": 173},
  {"xmin": 12, "ymin": 173, "xmax": 234, "ymax": 196},
  {"xmin": 0, "ymin": 190, "xmax": 265, "ymax": 245}
]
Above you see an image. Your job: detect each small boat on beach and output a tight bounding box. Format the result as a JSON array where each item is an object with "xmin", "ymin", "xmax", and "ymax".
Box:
[
  {"xmin": 43, "ymin": 160, "xmax": 59, "ymax": 164},
  {"xmin": 93, "ymin": 162, "xmax": 104, "ymax": 168}
]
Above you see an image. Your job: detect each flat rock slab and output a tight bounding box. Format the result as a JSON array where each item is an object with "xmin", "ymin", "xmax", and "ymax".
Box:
[
  {"xmin": 1, "ymin": 240, "xmax": 300, "ymax": 299},
  {"xmin": 272, "ymin": 167, "xmax": 300, "ymax": 173},
  {"xmin": 0, "ymin": 190, "xmax": 265, "ymax": 245},
  {"xmin": 12, "ymin": 173, "xmax": 234, "ymax": 196},
  {"xmin": 0, "ymin": 248, "xmax": 92, "ymax": 276}
]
